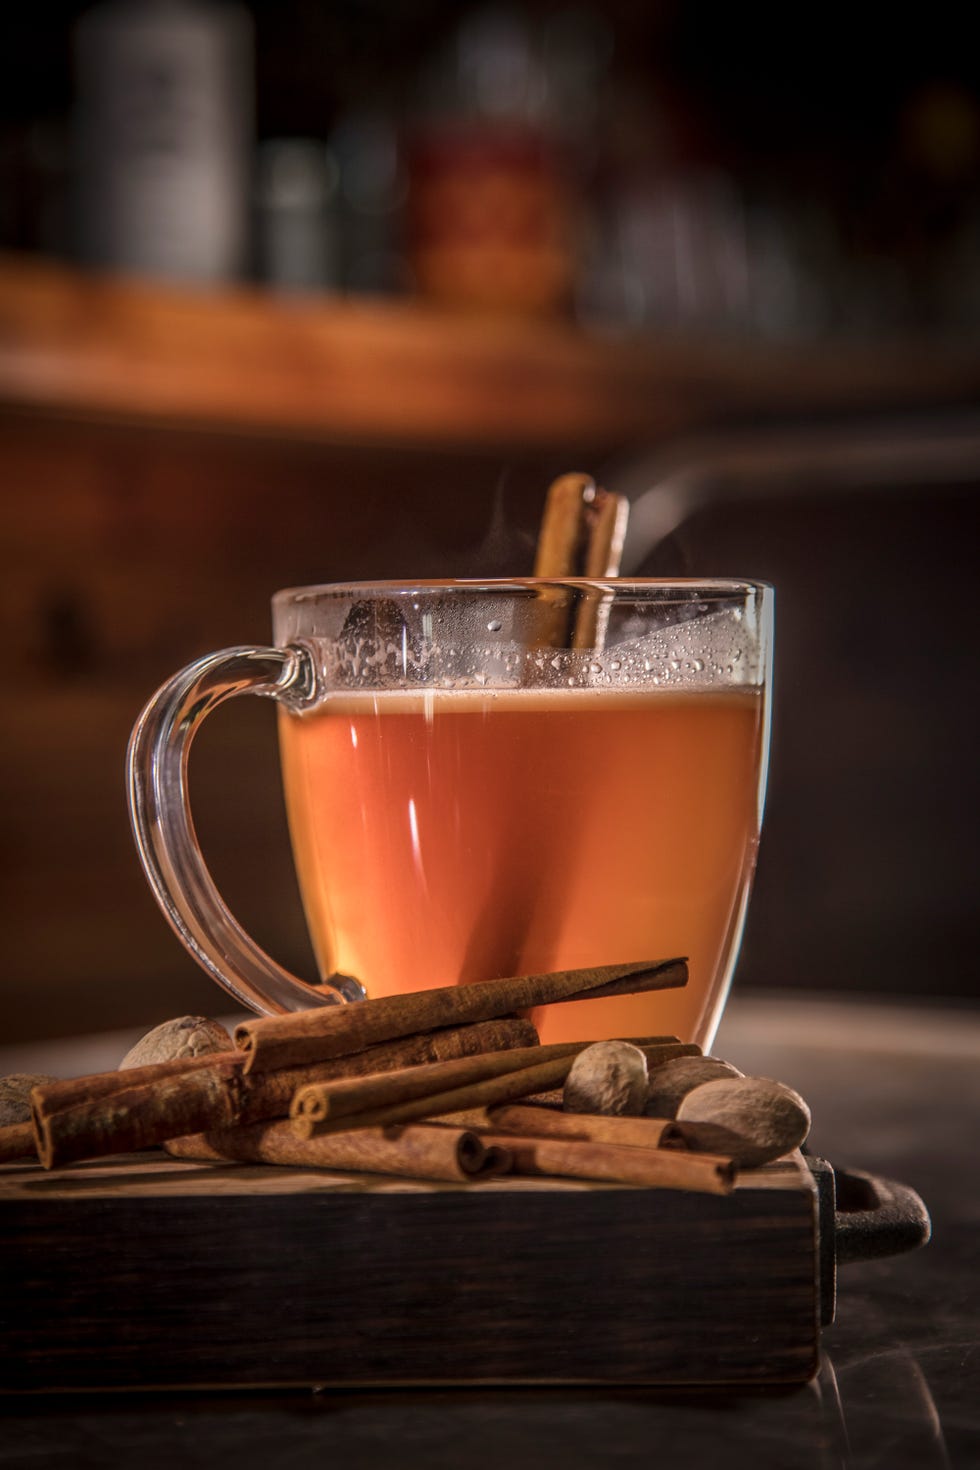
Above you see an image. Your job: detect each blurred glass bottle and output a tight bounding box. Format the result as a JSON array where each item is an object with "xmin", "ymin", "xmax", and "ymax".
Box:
[
  {"xmin": 331, "ymin": 105, "xmax": 408, "ymax": 296},
  {"xmin": 405, "ymin": 4, "xmax": 595, "ymax": 316},
  {"xmin": 576, "ymin": 73, "xmax": 832, "ymax": 343},
  {"xmin": 253, "ymin": 139, "xmax": 340, "ymax": 293},
  {"xmin": 73, "ymin": 0, "xmax": 252, "ymax": 284}
]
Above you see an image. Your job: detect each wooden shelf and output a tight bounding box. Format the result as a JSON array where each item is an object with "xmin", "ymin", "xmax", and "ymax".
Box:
[{"xmin": 1, "ymin": 254, "xmax": 979, "ymax": 453}]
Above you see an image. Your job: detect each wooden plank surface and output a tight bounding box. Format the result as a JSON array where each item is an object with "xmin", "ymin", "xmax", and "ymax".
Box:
[
  {"xmin": 0, "ymin": 1149, "xmax": 809, "ymax": 1198},
  {"xmin": 0, "ymin": 1151, "xmax": 819, "ymax": 1390},
  {"xmin": 2, "ymin": 254, "xmax": 979, "ymax": 452}
]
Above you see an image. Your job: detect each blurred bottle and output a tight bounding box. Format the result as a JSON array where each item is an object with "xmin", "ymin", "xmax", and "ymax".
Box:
[
  {"xmin": 253, "ymin": 139, "xmax": 340, "ymax": 293},
  {"xmin": 405, "ymin": 4, "xmax": 593, "ymax": 316},
  {"xmin": 73, "ymin": 0, "xmax": 252, "ymax": 284},
  {"xmin": 577, "ymin": 77, "xmax": 832, "ymax": 342},
  {"xmin": 893, "ymin": 82, "xmax": 980, "ymax": 337},
  {"xmin": 331, "ymin": 105, "xmax": 408, "ymax": 296},
  {"xmin": 580, "ymin": 170, "xmax": 750, "ymax": 333}
]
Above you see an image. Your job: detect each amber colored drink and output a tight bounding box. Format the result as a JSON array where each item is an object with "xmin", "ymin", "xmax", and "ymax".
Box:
[{"xmin": 278, "ymin": 684, "xmax": 766, "ymax": 1046}]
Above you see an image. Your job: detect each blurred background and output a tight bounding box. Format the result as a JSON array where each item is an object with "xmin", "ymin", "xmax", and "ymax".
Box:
[{"xmin": 1, "ymin": 0, "xmax": 978, "ymax": 1042}]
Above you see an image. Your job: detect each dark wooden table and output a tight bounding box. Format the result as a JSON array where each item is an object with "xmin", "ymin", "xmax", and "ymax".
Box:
[{"xmin": 1, "ymin": 993, "xmax": 977, "ymax": 1470}]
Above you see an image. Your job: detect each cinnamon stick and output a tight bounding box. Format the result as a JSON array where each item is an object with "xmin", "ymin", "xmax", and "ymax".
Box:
[
  {"xmin": 440, "ymin": 1104, "xmax": 680, "ymax": 1150},
  {"xmin": 31, "ymin": 1016, "xmax": 539, "ymax": 1169},
  {"xmin": 291, "ymin": 1042, "xmax": 593, "ymax": 1136},
  {"xmin": 235, "ymin": 1016, "xmax": 540, "ymax": 1122},
  {"xmin": 462, "ymin": 1038, "xmax": 697, "ymax": 1109},
  {"xmin": 0, "ymin": 1122, "xmax": 35, "ymax": 1163},
  {"xmin": 166, "ymin": 1120, "xmax": 511, "ymax": 1184},
  {"xmin": 291, "ymin": 1037, "xmax": 698, "ymax": 1139},
  {"xmin": 518, "ymin": 1088, "xmax": 564, "ymax": 1108},
  {"xmin": 534, "ymin": 472, "xmax": 594, "ymax": 581},
  {"xmin": 637, "ymin": 1041, "xmax": 702, "ymax": 1065},
  {"xmin": 236, "ymin": 958, "xmax": 687, "ymax": 1074},
  {"xmin": 32, "ymin": 1057, "xmax": 245, "ymax": 1169},
  {"xmin": 582, "ymin": 489, "xmax": 629, "ymax": 581},
  {"xmin": 492, "ymin": 1037, "xmax": 697, "ymax": 1110},
  {"xmin": 533, "ymin": 473, "xmax": 628, "ymax": 583},
  {"xmin": 532, "ymin": 471, "xmax": 629, "ymax": 648},
  {"xmin": 475, "ymin": 1131, "xmax": 736, "ymax": 1194},
  {"xmin": 291, "ymin": 1052, "xmax": 584, "ymax": 1136},
  {"xmin": 41, "ymin": 1050, "xmax": 237, "ymax": 1103}
]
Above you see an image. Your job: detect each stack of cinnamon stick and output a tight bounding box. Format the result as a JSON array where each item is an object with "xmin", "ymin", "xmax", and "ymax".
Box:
[{"xmin": 1, "ymin": 958, "xmax": 742, "ymax": 1195}]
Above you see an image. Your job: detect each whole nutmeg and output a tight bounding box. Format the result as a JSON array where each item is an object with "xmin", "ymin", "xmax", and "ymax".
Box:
[
  {"xmin": 119, "ymin": 1016, "xmax": 233, "ymax": 1070},
  {"xmin": 563, "ymin": 1041, "xmax": 649, "ymax": 1116},
  {"xmin": 645, "ymin": 1056, "xmax": 743, "ymax": 1118},
  {"xmin": 674, "ymin": 1075, "xmax": 811, "ymax": 1167},
  {"xmin": 0, "ymin": 1073, "xmax": 58, "ymax": 1126}
]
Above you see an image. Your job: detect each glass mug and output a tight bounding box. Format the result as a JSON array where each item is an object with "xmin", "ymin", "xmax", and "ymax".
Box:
[{"xmin": 128, "ymin": 579, "xmax": 773, "ymax": 1049}]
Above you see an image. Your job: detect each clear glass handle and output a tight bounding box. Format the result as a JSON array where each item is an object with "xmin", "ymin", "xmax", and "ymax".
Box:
[{"xmin": 127, "ymin": 644, "xmax": 365, "ymax": 1016}]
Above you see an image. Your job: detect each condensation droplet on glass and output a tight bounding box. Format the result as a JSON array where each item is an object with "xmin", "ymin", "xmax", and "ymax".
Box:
[
  {"xmin": 693, "ymin": 658, "xmax": 704, "ymax": 672},
  {"xmin": 474, "ymin": 671, "xmax": 488, "ymax": 686},
  {"xmin": 551, "ymin": 656, "xmax": 562, "ymax": 670},
  {"xmin": 609, "ymin": 659, "xmax": 621, "ymax": 671},
  {"xmin": 487, "ymin": 619, "xmax": 502, "ymax": 633}
]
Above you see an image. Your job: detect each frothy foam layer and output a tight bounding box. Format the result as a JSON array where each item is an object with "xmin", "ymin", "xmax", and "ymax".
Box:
[{"xmin": 293, "ymin": 685, "xmax": 762, "ymax": 717}]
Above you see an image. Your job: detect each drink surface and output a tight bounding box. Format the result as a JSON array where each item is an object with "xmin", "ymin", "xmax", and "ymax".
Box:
[{"xmin": 278, "ymin": 686, "xmax": 765, "ymax": 1047}]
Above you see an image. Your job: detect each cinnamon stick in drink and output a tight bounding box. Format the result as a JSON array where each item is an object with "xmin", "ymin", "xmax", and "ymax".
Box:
[
  {"xmin": 533, "ymin": 473, "xmax": 628, "ymax": 583},
  {"xmin": 166, "ymin": 1120, "xmax": 511, "ymax": 1184},
  {"xmin": 236, "ymin": 958, "xmax": 686, "ymax": 1074},
  {"xmin": 532, "ymin": 471, "xmax": 630, "ymax": 648},
  {"xmin": 534, "ymin": 472, "xmax": 595, "ymax": 582},
  {"xmin": 31, "ymin": 1016, "xmax": 538, "ymax": 1169},
  {"xmin": 581, "ymin": 490, "xmax": 629, "ymax": 582}
]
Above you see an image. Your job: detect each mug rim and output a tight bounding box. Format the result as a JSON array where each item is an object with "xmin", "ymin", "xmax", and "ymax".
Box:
[{"xmin": 273, "ymin": 577, "xmax": 772, "ymax": 609}]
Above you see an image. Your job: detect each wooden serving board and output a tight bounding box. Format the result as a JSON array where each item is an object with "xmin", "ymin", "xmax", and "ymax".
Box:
[{"xmin": 0, "ymin": 1151, "xmax": 822, "ymax": 1391}]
